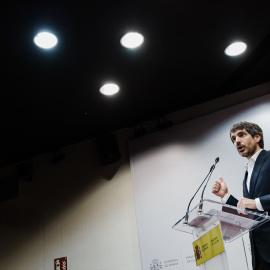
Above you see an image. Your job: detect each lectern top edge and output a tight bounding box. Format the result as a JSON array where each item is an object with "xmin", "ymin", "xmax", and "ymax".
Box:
[{"xmin": 172, "ymin": 199, "xmax": 270, "ymax": 242}]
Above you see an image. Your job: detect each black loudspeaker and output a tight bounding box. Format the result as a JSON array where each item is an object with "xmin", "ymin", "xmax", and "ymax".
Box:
[
  {"xmin": 96, "ymin": 133, "xmax": 121, "ymax": 165},
  {"xmin": 16, "ymin": 162, "xmax": 33, "ymax": 182},
  {"xmin": 0, "ymin": 174, "xmax": 19, "ymax": 202}
]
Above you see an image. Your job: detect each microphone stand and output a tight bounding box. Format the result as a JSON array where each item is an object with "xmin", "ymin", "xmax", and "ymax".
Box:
[
  {"xmin": 197, "ymin": 157, "xmax": 219, "ymax": 214},
  {"xmin": 183, "ymin": 158, "xmax": 219, "ymax": 224}
]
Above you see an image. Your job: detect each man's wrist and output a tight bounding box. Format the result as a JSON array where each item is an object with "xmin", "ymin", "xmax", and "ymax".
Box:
[
  {"xmin": 221, "ymin": 192, "xmax": 230, "ymax": 204},
  {"xmin": 255, "ymin": 198, "xmax": 264, "ymax": 211}
]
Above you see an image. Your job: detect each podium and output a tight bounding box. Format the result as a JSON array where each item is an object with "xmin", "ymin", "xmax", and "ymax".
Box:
[{"xmin": 172, "ymin": 199, "xmax": 270, "ymax": 269}]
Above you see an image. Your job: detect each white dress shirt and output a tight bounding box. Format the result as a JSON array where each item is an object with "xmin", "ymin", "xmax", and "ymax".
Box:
[{"xmin": 222, "ymin": 149, "xmax": 264, "ymax": 211}]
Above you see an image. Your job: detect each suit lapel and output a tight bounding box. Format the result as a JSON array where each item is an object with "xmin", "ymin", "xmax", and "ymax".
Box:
[{"xmin": 250, "ymin": 150, "xmax": 267, "ymax": 198}]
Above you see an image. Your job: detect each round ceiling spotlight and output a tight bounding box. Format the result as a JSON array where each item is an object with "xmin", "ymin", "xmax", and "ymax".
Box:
[
  {"xmin": 120, "ymin": 32, "xmax": 144, "ymax": 49},
  {"xmin": 224, "ymin": 41, "xmax": 247, "ymax": 56},
  {"xmin": 33, "ymin": 31, "xmax": 58, "ymax": 49},
  {"xmin": 99, "ymin": 83, "xmax": 120, "ymax": 96}
]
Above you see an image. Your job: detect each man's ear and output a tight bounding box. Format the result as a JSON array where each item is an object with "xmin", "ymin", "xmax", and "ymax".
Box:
[{"xmin": 254, "ymin": 134, "xmax": 261, "ymax": 143}]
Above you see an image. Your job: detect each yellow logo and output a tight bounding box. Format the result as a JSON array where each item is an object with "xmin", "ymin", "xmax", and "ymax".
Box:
[{"xmin": 194, "ymin": 244, "xmax": 202, "ymax": 261}]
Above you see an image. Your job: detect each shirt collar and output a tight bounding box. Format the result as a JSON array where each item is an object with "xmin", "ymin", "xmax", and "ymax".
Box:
[{"xmin": 244, "ymin": 149, "xmax": 263, "ymax": 170}]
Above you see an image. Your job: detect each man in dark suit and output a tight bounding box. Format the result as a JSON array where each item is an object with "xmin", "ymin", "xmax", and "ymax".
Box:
[{"xmin": 212, "ymin": 121, "xmax": 270, "ymax": 270}]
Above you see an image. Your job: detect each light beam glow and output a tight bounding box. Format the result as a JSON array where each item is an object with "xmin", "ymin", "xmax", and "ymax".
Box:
[
  {"xmin": 34, "ymin": 32, "xmax": 58, "ymax": 49},
  {"xmin": 120, "ymin": 32, "xmax": 144, "ymax": 49},
  {"xmin": 99, "ymin": 83, "xmax": 120, "ymax": 96},
  {"xmin": 224, "ymin": 42, "xmax": 247, "ymax": 56}
]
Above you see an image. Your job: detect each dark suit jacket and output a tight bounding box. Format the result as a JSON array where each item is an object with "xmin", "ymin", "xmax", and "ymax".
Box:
[{"xmin": 227, "ymin": 149, "xmax": 270, "ymax": 264}]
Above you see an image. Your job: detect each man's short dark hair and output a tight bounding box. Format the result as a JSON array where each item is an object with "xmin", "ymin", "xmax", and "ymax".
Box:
[{"xmin": 230, "ymin": 121, "xmax": 264, "ymax": 148}]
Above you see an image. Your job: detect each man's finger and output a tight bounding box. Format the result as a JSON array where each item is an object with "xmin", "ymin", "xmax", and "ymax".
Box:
[
  {"xmin": 219, "ymin": 175, "xmax": 224, "ymax": 183},
  {"xmin": 213, "ymin": 181, "xmax": 220, "ymax": 187},
  {"xmin": 237, "ymin": 198, "xmax": 248, "ymax": 215},
  {"xmin": 212, "ymin": 182, "xmax": 220, "ymax": 193}
]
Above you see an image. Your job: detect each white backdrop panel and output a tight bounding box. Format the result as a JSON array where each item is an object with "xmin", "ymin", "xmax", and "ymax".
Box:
[{"xmin": 129, "ymin": 94, "xmax": 270, "ymax": 270}]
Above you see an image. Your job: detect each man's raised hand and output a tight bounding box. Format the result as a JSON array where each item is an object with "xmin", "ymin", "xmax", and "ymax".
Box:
[{"xmin": 212, "ymin": 175, "xmax": 228, "ymax": 198}]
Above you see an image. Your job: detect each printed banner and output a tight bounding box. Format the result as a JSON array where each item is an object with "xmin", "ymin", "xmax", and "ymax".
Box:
[{"xmin": 192, "ymin": 225, "xmax": 225, "ymax": 266}]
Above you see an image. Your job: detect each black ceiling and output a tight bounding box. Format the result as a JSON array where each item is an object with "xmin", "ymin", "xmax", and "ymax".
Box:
[{"xmin": 2, "ymin": 0, "xmax": 270, "ymax": 167}]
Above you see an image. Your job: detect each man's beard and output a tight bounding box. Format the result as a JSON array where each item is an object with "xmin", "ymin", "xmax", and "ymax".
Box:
[{"xmin": 238, "ymin": 144, "xmax": 257, "ymax": 158}]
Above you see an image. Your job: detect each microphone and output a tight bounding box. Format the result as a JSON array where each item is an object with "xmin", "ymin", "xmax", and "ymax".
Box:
[
  {"xmin": 197, "ymin": 157, "xmax": 219, "ymax": 214},
  {"xmin": 183, "ymin": 157, "xmax": 219, "ymax": 224}
]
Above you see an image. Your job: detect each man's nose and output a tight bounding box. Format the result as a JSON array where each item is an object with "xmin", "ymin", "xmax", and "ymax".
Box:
[{"xmin": 235, "ymin": 137, "xmax": 241, "ymax": 144}]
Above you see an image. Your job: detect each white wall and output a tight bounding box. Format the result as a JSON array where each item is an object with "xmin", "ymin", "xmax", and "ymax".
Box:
[{"xmin": 129, "ymin": 93, "xmax": 270, "ymax": 270}]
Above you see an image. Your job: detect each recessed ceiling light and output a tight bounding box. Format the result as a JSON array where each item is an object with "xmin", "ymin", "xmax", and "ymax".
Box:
[
  {"xmin": 224, "ymin": 41, "xmax": 247, "ymax": 56},
  {"xmin": 120, "ymin": 32, "xmax": 144, "ymax": 49},
  {"xmin": 33, "ymin": 31, "xmax": 58, "ymax": 49},
  {"xmin": 99, "ymin": 83, "xmax": 120, "ymax": 96}
]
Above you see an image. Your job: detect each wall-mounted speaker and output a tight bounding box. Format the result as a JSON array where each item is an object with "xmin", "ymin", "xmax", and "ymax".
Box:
[
  {"xmin": 0, "ymin": 173, "xmax": 19, "ymax": 202},
  {"xmin": 16, "ymin": 161, "xmax": 33, "ymax": 182},
  {"xmin": 96, "ymin": 133, "xmax": 121, "ymax": 165}
]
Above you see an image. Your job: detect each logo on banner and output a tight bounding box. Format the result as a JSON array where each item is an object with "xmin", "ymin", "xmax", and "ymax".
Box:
[
  {"xmin": 54, "ymin": 257, "xmax": 67, "ymax": 270},
  {"xmin": 150, "ymin": 259, "xmax": 162, "ymax": 270},
  {"xmin": 194, "ymin": 245, "xmax": 202, "ymax": 261}
]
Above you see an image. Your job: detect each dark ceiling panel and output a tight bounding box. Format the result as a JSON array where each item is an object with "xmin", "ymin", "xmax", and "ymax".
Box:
[{"xmin": 2, "ymin": 0, "xmax": 270, "ymax": 166}]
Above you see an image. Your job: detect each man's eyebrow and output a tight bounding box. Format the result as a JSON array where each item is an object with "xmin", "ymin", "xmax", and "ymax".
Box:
[{"xmin": 231, "ymin": 130, "xmax": 243, "ymax": 138}]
